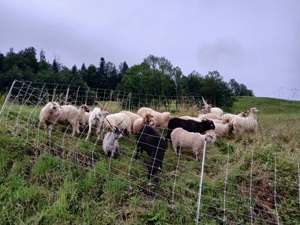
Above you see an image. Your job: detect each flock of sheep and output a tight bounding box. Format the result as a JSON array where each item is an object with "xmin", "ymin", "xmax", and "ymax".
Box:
[{"xmin": 38, "ymin": 98, "xmax": 259, "ymax": 180}]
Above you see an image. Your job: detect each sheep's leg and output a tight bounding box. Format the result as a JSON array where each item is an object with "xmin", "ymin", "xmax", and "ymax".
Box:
[
  {"xmin": 195, "ymin": 152, "xmax": 199, "ymax": 161},
  {"xmin": 86, "ymin": 122, "xmax": 92, "ymax": 141}
]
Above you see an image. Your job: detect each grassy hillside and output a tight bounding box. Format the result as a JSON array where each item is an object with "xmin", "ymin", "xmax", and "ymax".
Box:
[{"xmin": 0, "ymin": 96, "xmax": 300, "ymax": 224}]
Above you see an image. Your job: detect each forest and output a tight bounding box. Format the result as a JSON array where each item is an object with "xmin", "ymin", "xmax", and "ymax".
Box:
[{"xmin": 0, "ymin": 47, "xmax": 253, "ymax": 109}]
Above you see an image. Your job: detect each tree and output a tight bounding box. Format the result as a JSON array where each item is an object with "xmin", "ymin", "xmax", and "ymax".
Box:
[{"xmin": 201, "ymin": 71, "xmax": 235, "ymax": 110}]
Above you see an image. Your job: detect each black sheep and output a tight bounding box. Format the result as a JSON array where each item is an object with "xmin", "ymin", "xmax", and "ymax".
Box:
[
  {"xmin": 165, "ymin": 117, "xmax": 215, "ymax": 141},
  {"xmin": 136, "ymin": 125, "xmax": 167, "ymax": 180}
]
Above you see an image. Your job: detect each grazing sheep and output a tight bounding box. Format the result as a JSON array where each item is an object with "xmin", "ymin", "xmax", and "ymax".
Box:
[
  {"xmin": 137, "ymin": 107, "xmax": 171, "ymax": 127},
  {"xmin": 86, "ymin": 102, "xmax": 109, "ymax": 140},
  {"xmin": 213, "ymin": 122, "xmax": 233, "ymax": 137},
  {"xmin": 221, "ymin": 111, "xmax": 247, "ymax": 124},
  {"xmin": 133, "ymin": 113, "xmax": 156, "ymax": 134},
  {"xmin": 202, "ymin": 97, "xmax": 223, "ymax": 116},
  {"xmin": 136, "ymin": 125, "xmax": 167, "ymax": 180},
  {"xmin": 171, "ymin": 128, "xmax": 217, "ymax": 161},
  {"xmin": 179, "ymin": 116, "xmax": 201, "ymax": 121},
  {"xmin": 165, "ymin": 117, "xmax": 215, "ymax": 142},
  {"xmin": 103, "ymin": 112, "xmax": 132, "ymax": 136},
  {"xmin": 120, "ymin": 111, "xmax": 141, "ymax": 126},
  {"xmin": 102, "ymin": 125, "xmax": 123, "ymax": 158},
  {"xmin": 231, "ymin": 107, "xmax": 259, "ymax": 137},
  {"xmin": 39, "ymin": 102, "xmax": 90, "ymax": 137}
]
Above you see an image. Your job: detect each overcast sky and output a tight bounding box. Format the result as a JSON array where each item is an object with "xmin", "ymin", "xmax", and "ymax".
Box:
[{"xmin": 1, "ymin": 0, "xmax": 299, "ymax": 100}]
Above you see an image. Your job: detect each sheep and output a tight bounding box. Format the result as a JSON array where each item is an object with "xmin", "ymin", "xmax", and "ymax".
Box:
[
  {"xmin": 39, "ymin": 101, "xmax": 61, "ymax": 131},
  {"xmin": 86, "ymin": 102, "xmax": 109, "ymax": 140},
  {"xmin": 231, "ymin": 107, "xmax": 259, "ymax": 137},
  {"xmin": 136, "ymin": 125, "xmax": 167, "ymax": 180},
  {"xmin": 213, "ymin": 122, "xmax": 233, "ymax": 137},
  {"xmin": 198, "ymin": 112, "xmax": 222, "ymax": 121},
  {"xmin": 202, "ymin": 97, "xmax": 223, "ymax": 116},
  {"xmin": 103, "ymin": 112, "xmax": 132, "ymax": 136},
  {"xmin": 179, "ymin": 116, "xmax": 201, "ymax": 121},
  {"xmin": 39, "ymin": 102, "xmax": 90, "ymax": 137},
  {"xmin": 171, "ymin": 128, "xmax": 217, "ymax": 161},
  {"xmin": 137, "ymin": 107, "xmax": 171, "ymax": 127},
  {"xmin": 102, "ymin": 125, "xmax": 123, "ymax": 158},
  {"xmin": 165, "ymin": 117, "xmax": 216, "ymax": 142},
  {"xmin": 133, "ymin": 113, "xmax": 156, "ymax": 134},
  {"xmin": 79, "ymin": 111, "xmax": 90, "ymax": 130},
  {"xmin": 120, "ymin": 110, "xmax": 141, "ymax": 126},
  {"xmin": 221, "ymin": 111, "xmax": 247, "ymax": 124}
]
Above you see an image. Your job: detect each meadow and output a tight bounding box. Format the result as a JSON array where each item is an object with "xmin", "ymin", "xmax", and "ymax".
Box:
[{"xmin": 0, "ymin": 94, "xmax": 300, "ymax": 225}]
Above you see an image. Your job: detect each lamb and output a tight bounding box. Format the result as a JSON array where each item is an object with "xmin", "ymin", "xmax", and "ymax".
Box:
[
  {"xmin": 86, "ymin": 102, "xmax": 109, "ymax": 140},
  {"xmin": 137, "ymin": 107, "xmax": 171, "ymax": 127},
  {"xmin": 132, "ymin": 113, "xmax": 156, "ymax": 134},
  {"xmin": 102, "ymin": 125, "xmax": 123, "ymax": 158},
  {"xmin": 202, "ymin": 97, "xmax": 223, "ymax": 116},
  {"xmin": 213, "ymin": 122, "xmax": 233, "ymax": 137},
  {"xmin": 171, "ymin": 128, "xmax": 217, "ymax": 161},
  {"xmin": 165, "ymin": 117, "xmax": 215, "ymax": 142},
  {"xmin": 136, "ymin": 125, "xmax": 167, "ymax": 180},
  {"xmin": 103, "ymin": 112, "xmax": 132, "ymax": 136},
  {"xmin": 221, "ymin": 111, "xmax": 247, "ymax": 124},
  {"xmin": 231, "ymin": 107, "xmax": 259, "ymax": 137},
  {"xmin": 39, "ymin": 102, "xmax": 90, "ymax": 137}
]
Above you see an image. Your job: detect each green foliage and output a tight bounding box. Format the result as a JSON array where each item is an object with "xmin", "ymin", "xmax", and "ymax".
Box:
[{"xmin": 0, "ymin": 47, "xmax": 254, "ymax": 110}]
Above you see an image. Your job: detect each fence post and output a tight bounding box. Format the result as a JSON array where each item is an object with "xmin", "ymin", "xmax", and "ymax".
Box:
[
  {"xmin": 196, "ymin": 139, "xmax": 207, "ymax": 224},
  {"xmin": 0, "ymin": 79, "xmax": 17, "ymax": 116}
]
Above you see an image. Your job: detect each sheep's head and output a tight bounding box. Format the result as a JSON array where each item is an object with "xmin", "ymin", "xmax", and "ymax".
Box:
[
  {"xmin": 80, "ymin": 104, "xmax": 90, "ymax": 113},
  {"xmin": 161, "ymin": 111, "xmax": 171, "ymax": 117},
  {"xmin": 205, "ymin": 131, "xmax": 217, "ymax": 144},
  {"xmin": 50, "ymin": 102, "xmax": 60, "ymax": 110},
  {"xmin": 144, "ymin": 114, "xmax": 155, "ymax": 125},
  {"xmin": 113, "ymin": 126, "xmax": 123, "ymax": 139},
  {"xmin": 97, "ymin": 111, "xmax": 109, "ymax": 122},
  {"xmin": 239, "ymin": 111, "xmax": 247, "ymax": 117}
]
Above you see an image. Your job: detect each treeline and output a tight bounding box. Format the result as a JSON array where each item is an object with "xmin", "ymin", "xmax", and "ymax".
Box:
[{"xmin": 0, "ymin": 47, "xmax": 253, "ymax": 109}]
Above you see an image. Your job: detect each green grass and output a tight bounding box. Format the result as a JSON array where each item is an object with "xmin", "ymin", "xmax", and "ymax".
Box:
[{"xmin": 0, "ymin": 96, "xmax": 300, "ymax": 224}]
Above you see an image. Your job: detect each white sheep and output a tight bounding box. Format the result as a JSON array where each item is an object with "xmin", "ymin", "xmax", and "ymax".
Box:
[
  {"xmin": 213, "ymin": 122, "xmax": 233, "ymax": 137},
  {"xmin": 179, "ymin": 115, "xmax": 201, "ymax": 121},
  {"xmin": 103, "ymin": 112, "xmax": 132, "ymax": 136},
  {"xmin": 231, "ymin": 107, "xmax": 259, "ymax": 137},
  {"xmin": 202, "ymin": 97, "xmax": 223, "ymax": 116},
  {"xmin": 120, "ymin": 110, "xmax": 142, "ymax": 130},
  {"xmin": 198, "ymin": 113, "xmax": 222, "ymax": 121},
  {"xmin": 132, "ymin": 113, "xmax": 156, "ymax": 134},
  {"xmin": 39, "ymin": 102, "xmax": 61, "ymax": 137},
  {"xmin": 86, "ymin": 102, "xmax": 109, "ymax": 140},
  {"xmin": 221, "ymin": 111, "xmax": 247, "ymax": 124},
  {"xmin": 39, "ymin": 102, "xmax": 90, "ymax": 137},
  {"xmin": 171, "ymin": 128, "xmax": 217, "ymax": 161},
  {"xmin": 137, "ymin": 107, "xmax": 171, "ymax": 127}
]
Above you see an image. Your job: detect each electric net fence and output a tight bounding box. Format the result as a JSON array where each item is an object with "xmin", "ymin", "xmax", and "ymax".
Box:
[{"xmin": 0, "ymin": 80, "xmax": 299, "ymax": 224}]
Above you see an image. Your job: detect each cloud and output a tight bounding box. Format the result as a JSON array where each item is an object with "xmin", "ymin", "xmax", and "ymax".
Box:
[{"xmin": 196, "ymin": 39, "xmax": 246, "ymax": 71}]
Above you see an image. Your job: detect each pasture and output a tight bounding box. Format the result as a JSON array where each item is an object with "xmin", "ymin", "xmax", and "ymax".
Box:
[{"xmin": 0, "ymin": 84, "xmax": 300, "ymax": 224}]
